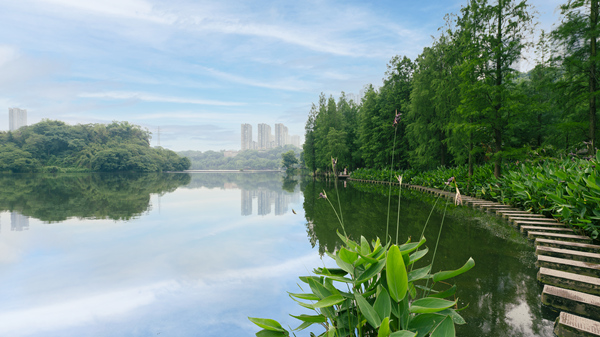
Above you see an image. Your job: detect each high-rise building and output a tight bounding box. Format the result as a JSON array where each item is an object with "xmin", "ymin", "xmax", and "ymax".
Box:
[
  {"xmin": 274, "ymin": 123, "xmax": 288, "ymax": 147},
  {"xmin": 9, "ymin": 108, "xmax": 27, "ymax": 131},
  {"xmin": 11, "ymin": 212, "xmax": 29, "ymax": 231},
  {"xmin": 241, "ymin": 124, "xmax": 252, "ymax": 151},
  {"xmin": 291, "ymin": 135, "xmax": 301, "ymax": 148},
  {"xmin": 257, "ymin": 123, "xmax": 272, "ymax": 150}
]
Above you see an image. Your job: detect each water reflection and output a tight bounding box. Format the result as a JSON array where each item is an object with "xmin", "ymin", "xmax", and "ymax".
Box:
[
  {"xmin": 0, "ymin": 173, "xmax": 191, "ymax": 222},
  {"xmin": 182, "ymin": 173, "xmax": 300, "ymax": 216},
  {"xmin": 10, "ymin": 212, "xmax": 30, "ymax": 231},
  {"xmin": 0, "ymin": 173, "xmax": 556, "ymax": 337},
  {"xmin": 302, "ymin": 179, "xmax": 555, "ymax": 336}
]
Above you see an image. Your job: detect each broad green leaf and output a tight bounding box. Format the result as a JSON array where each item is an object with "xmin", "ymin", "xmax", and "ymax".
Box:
[
  {"xmin": 430, "ymin": 315, "xmax": 455, "ymax": 337},
  {"xmin": 248, "ymin": 317, "xmax": 286, "ymax": 332},
  {"xmin": 410, "ymin": 297, "xmax": 457, "ymax": 314},
  {"xmin": 429, "ymin": 285, "xmax": 457, "ymax": 299},
  {"xmin": 399, "ymin": 237, "xmax": 426, "ymax": 254},
  {"xmin": 389, "ymin": 331, "xmax": 417, "ymax": 337},
  {"xmin": 293, "ymin": 321, "xmax": 315, "ymax": 332},
  {"xmin": 377, "ymin": 317, "xmax": 391, "ymax": 337},
  {"xmin": 361, "ymin": 236, "xmax": 370, "ymax": 255},
  {"xmin": 408, "ymin": 247, "xmax": 429, "ymax": 265},
  {"xmin": 290, "ymin": 314, "xmax": 327, "ymax": 323},
  {"xmin": 356, "ymin": 258, "xmax": 386, "ymax": 284},
  {"xmin": 339, "ymin": 247, "xmax": 358, "ymax": 264},
  {"xmin": 288, "ymin": 292, "xmax": 319, "ymax": 301},
  {"xmin": 374, "ymin": 287, "xmax": 392, "ymax": 320},
  {"xmin": 408, "ymin": 265, "xmax": 431, "ymax": 282},
  {"xmin": 437, "ymin": 308, "xmax": 466, "ymax": 325},
  {"xmin": 355, "ymin": 293, "xmax": 382, "ymax": 328},
  {"xmin": 386, "ymin": 245, "xmax": 408, "ymax": 302},
  {"xmin": 432, "ymin": 258, "xmax": 475, "ymax": 282},
  {"xmin": 407, "ymin": 313, "xmax": 445, "ymax": 337},
  {"xmin": 312, "ymin": 294, "xmax": 345, "ymax": 308},
  {"xmin": 327, "ymin": 325, "xmax": 336, "ymax": 337},
  {"xmin": 256, "ymin": 329, "xmax": 289, "ymax": 337}
]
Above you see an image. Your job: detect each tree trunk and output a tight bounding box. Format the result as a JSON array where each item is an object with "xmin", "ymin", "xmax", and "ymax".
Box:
[{"xmin": 590, "ymin": 0, "xmax": 598, "ymax": 155}]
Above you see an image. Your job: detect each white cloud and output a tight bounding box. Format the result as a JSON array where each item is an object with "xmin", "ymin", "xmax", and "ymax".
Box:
[
  {"xmin": 38, "ymin": 0, "xmax": 175, "ymax": 24},
  {"xmin": 79, "ymin": 91, "xmax": 246, "ymax": 106},
  {"xmin": 196, "ymin": 66, "xmax": 313, "ymax": 92},
  {"xmin": 0, "ymin": 281, "xmax": 178, "ymax": 337}
]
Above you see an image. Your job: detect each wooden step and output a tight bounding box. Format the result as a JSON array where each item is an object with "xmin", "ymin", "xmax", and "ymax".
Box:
[
  {"xmin": 510, "ymin": 216, "xmax": 559, "ymax": 223},
  {"xmin": 542, "ymin": 285, "xmax": 600, "ymax": 321},
  {"xmin": 521, "ymin": 225, "xmax": 573, "ymax": 234},
  {"xmin": 500, "ymin": 211, "xmax": 546, "ymax": 218},
  {"xmin": 536, "ymin": 239, "xmax": 600, "ymax": 254},
  {"xmin": 529, "ymin": 232, "xmax": 592, "ymax": 243},
  {"xmin": 514, "ymin": 221, "xmax": 565, "ymax": 229},
  {"xmin": 553, "ymin": 311, "xmax": 600, "ymax": 337},
  {"xmin": 537, "ymin": 255, "xmax": 600, "ymax": 278},
  {"xmin": 538, "ymin": 267, "xmax": 600, "ymax": 296},
  {"xmin": 537, "ymin": 246, "xmax": 600, "ymax": 264}
]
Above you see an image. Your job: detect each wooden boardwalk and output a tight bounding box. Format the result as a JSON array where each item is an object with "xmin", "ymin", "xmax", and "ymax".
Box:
[{"xmin": 348, "ymin": 178, "xmax": 600, "ymax": 336}]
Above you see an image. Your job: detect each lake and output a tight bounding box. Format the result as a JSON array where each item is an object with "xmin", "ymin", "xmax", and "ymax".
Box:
[{"xmin": 0, "ymin": 172, "xmax": 555, "ymax": 336}]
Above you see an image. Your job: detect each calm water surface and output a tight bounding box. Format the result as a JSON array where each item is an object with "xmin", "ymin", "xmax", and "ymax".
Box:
[{"xmin": 0, "ymin": 173, "xmax": 555, "ymax": 336}]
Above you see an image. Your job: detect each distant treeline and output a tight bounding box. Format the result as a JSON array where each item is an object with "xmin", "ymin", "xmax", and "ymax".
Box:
[
  {"xmin": 304, "ymin": 0, "xmax": 599, "ymax": 178},
  {"xmin": 179, "ymin": 145, "xmax": 300, "ymax": 170},
  {"xmin": 0, "ymin": 120, "xmax": 190, "ymax": 173}
]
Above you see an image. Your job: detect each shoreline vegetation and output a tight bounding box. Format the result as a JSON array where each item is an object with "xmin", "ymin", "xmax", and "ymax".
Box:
[
  {"xmin": 0, "ymin": 120, "xmax": 190, "ymax": 173},
  {"xmin": 349, "ymin": 154, "xmax": 600, "ymax": 241}
]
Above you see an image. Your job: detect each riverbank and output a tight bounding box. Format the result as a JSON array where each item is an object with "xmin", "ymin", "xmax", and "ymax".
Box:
[
  {"xmin": 349, "ymin": 178, "xmax": 600, "ymax": 336},
  {"xmin": 350, "ymin": 155, "xmax": 600, "ymax": 241}
]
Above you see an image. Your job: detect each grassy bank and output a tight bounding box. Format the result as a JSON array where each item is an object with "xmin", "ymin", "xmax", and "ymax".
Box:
[{"xmin": 351, "ymin": 153, "xmax": 600, "ymax": 240}]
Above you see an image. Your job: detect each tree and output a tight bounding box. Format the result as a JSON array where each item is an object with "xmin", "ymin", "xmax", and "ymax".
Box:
[
  {"xmin": 553, "ymin": 0, "xmax": 600, "ymax": 154},
  {"xmin": 457, "ymin": 0, "xmax": 535, "ymax": 177},
  {"xmin": 281, "ymin": 150, "xmax": 298, "ymax": 171}
]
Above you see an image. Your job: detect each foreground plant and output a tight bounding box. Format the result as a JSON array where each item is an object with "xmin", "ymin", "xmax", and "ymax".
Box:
[{"xmin": 249, "ymin": 232, "xmax": 473, "ymax": 337}]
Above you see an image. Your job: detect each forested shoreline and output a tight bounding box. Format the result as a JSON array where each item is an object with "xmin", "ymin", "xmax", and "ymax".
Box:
[
  {"xmin": 303, "ymin": 0, "xmax": 598, "ymax": 177},
  {"xmin": 0, "ymin": 120, "xmax": 190, "ymax": 173},
  {"xmin": 179, "ymin": 145, "xmax": 300, "ymax": 170}
]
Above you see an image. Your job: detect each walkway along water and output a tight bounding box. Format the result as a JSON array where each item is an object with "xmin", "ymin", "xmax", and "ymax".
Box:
[{"xmin": 349, "ymin": 178, "xmax": 600, "ymax": 337}]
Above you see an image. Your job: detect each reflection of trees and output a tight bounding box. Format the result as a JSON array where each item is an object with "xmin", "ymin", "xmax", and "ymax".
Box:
[
  {"xmin": 0, "ymin": 173, "xmax": 191, "ymax": 221},
  {"xmin": 281, "ymin": 176, "xmax": 298, "ymax": 193},
  {"xmin": 182, "ymin": 172, "xmax": 284, "ymax": 191},
  {"xmin": 301, "ymin": 179, "xmax": 555, "ymax": 336}
]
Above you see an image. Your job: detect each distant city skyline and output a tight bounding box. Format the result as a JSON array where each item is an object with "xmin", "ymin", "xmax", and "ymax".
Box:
[
  {"xmin": 8, "ymin": 107, "xmax": 27, "ymax": 131},
  {"xmin": 241, "ymin": 123, "xmax": 301, "ymax": 151}
]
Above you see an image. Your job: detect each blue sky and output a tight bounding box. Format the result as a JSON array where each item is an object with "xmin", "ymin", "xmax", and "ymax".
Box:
[{"xmin": 1, "ymin": 0, "xmax": 562, "ymax": 151}]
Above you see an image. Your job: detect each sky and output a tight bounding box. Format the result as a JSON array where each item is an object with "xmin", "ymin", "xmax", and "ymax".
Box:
[{"xmin": 0, "ymin": 0, "xmax": 563, "ymax": 152}]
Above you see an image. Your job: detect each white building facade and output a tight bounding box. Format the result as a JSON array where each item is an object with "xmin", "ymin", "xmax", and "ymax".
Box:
[{"xmin": 9, "ymin": 108, "xmax": 27, "ymax": 131}]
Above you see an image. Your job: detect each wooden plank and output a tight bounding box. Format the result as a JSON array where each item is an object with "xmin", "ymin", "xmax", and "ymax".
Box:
[
  {"xmin": 537, "ymin": 255, "xmax": 600, "ymax": 277},
  {"xmin": 528, "ymin": 232, "xmax": 592, "ymax": 243},
  {"xmin": 514, "ymin": 220, "xmax": 563, "ymax": 227},
  {"xmin": 538, "ymin": 267, "xmax": 600, "ymax": 295},
  {"xmin": 553, "ymin": 311, "xmax": 600, "ymax": 337},
  {"xmin": 520, "ymin": 226, "xmax": 573, "ymax": 234},
  {"xmin": 536, "ymin": 246, "xmax": 600, "ymax": 264},
  {"xmin": 536, "ymin": 239, "xmax": 600, "ymax": 254},
  {"xmin": 510, "ymin": 216, "xmax": 559, "ymax": 223},
  {"xmin": 542, "ymin": 285, "xmax": 600, "ymax": 321}
]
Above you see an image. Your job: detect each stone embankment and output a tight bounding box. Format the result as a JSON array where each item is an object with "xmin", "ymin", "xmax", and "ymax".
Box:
[{"xmin": 350, "ymin": 178, "xmax": 600, "ymax": 337}]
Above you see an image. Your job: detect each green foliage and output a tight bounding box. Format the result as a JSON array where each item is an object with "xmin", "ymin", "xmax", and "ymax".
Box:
[
  {"xmin": 350, "ymin": 151, "xmax": 600, "ymax": 239},
  {"xmin": 281, "ymin": 150, "xmax": 299, "ymax": 171},
  {"xmin": 249, "ymin": 233, "xmax": 472, "ymax": 337},
  {"xmin": 0, "ymin": 120, "xmax": 189, "ymax": 172},
  {"xmin": 180, "ymin": 145, "xmax": 299, "ymax": 170}
]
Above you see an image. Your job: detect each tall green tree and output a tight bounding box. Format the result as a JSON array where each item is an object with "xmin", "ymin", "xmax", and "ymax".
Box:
[
  {"xmin": 457, "ymin": 0, "xmax": 535, "ymax": 177},
  {"xmin": 553, "ymin": 0, "xmax": 600, "ymax": 154}
]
